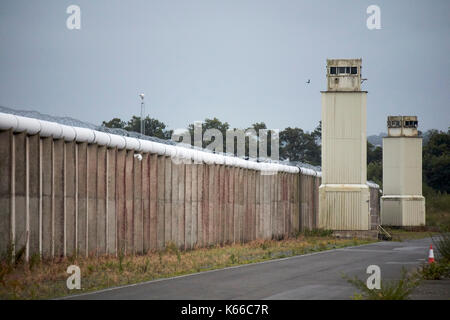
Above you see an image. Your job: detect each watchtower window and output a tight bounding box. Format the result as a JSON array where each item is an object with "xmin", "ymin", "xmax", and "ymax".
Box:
[
  {"xmin": 388, "ymin": 120, "xmax": 401, "ymax": 128},
  {"xmin": 404, "ymin": 120, "xmax": 418, "ymax": 128},
  {"xmin": 330, "ymin": 66, "xmax": 359, "ymax": 75}
]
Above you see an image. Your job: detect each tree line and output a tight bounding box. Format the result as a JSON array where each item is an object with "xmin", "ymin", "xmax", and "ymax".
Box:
[
  {"xmin": 102, "ymin": 116, "xmax": 322, "ymax": 166},
  {"xmin": 102, "ymin": 116, "xmax": 449, "ymax": 194}
]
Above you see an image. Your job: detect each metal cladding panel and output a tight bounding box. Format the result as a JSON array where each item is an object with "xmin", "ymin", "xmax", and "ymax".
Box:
[
  {"xmin": 319, "ymin": 187, "xmax": 370, "ymax": 230},
  {"xmin": 383, "ymin": 137, "xmax": 422, "ymax": 196},
  {"xmin": 321, "ymin": 92, "xmax": 367, "ymax": 185},
  {"xmin": 402, "ymin": 198, "xmax": 425, "ymax": 226},
  {"xmin": 380, "ymin": 198, "xmax": 402, "ymax": 226},
  {"xmin": 381, "ymin": 197, "xmax": 425, "ymax": 226}
]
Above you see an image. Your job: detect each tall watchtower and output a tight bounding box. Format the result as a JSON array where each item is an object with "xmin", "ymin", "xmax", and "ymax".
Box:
[
  {"xmin": 319, "ymin": 59, "xmax": 370, "ymax": 230},
  {"xmin": 381, "ymin": 116, "xmax": 425, "ymax": 226}
]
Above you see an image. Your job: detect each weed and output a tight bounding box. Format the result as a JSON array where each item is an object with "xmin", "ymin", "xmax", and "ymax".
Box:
[
  {"xmin": 261, "ymin": 240, "xmax": 270, "ymax": 250},
  {"xmin": 419, "ymin": 262, "xmax": 450, "ymax": 280},
  {"xmin": 28, "ymin": 253, "xmax": 41, "ymax": 271},
  {"xmin": 166, "ymin": 241, "xmax": 181, "ymax": 263},
  {"xmin": 303, "ymin": 229, "xmax": 333, "ymax": 237},
  {"xmin": 343, "ymin": 268, "xmax": 421, "ymax": 300},
  {"xmin": 118, "ymin": 250, "xmax": 124, "ymax": 273},
  {"xmin": 14, "ymin": 245, "xmax": 26, "ymax": 266},
  {"xmin": 432, "ymin": 231, "xmax": 450, "ymax": 262},
  {"xmin": 141, "ymin": 259, "xmax": 150, "ymax": 273}
]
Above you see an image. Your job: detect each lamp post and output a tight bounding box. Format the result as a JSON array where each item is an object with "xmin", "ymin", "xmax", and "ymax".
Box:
[{"xmin": 139, "ymin": 93, "xmax": 145, "ymax": 135}]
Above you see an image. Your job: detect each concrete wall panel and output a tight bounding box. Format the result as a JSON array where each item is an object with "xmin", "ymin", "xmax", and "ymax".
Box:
[
  {"xmin": 0, "ymin": 130, "xmax": 12, "ymax": 257},
  {"xmin": 86, "ymin": 144, "xmax": 98, "ymax": 255},
  {"xmin": 28, "ymin": 134, "xmax": 40, "ymax": 259},
  {"xmin": 133, "ymin": 156, "xmax": 143, "ymax": 254},
  {"xmin": 191, "ymin": 163, "xmax": 198, "ymax": 247},
  {"xmin": 156, "ymin": 156, "xmax": 165, "ymax": 249},
  {"xmin": 64, "ymin": 141, "xmax": 76, "ymax": 257},
  {"xmin": 115, "ymin": 149, "xmax": 126, "ymax": 254},
  {"xmin": 164, "ymin": 157, "xmax": 172, "ymax": 247},
  {"xmin": 53, "ymin": 139, "xmax": 65, "ymax": 257},
  {"xmin": 185, "ymin": 161, "xmax": 192, "ymax": 249},
  {"xmin": 148, "ymin": 154, "xmax": 158, "ymax": 250},
  {"xmin": 142, "ymin": 154, "xmax": 150, "ymax": 252},
  {"xmin": 197, "ymin": 164, "xmax": 204, "ymax": 247},
  {"xmin": 76, "ymin": 142, "xmax": 88, "ymax": 257},
  {"xmin": 124, "ymin": 151, "xmax": 134, "ymax": 254},
  {"xmin": 96, "ymin": 146, "xmax": 106, "ymax": 255},
  {"xmin": 106, "ymin": 148, "xmax": 116, "ymax": 254},
  {"xmin": 13, "ymin": 133, "xmax": 27, "ymax": 257}
]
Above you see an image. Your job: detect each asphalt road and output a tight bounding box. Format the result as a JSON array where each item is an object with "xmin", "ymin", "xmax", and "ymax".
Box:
[{"xmin": 67, "ymin": 238, "xmax": 434, "ymax": 300}]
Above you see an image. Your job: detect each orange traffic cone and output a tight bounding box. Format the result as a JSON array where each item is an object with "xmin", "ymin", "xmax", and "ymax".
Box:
[{"xmin": 428, "ymin": 245, "xmax": 435, "ymax": 264}]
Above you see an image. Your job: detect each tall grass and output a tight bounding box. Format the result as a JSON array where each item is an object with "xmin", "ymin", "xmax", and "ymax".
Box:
[
  {"xmin": 432, "ymin": 231, "xmax": 450, "ymax": 262},
  {"xmin": 424, "ymin": 185, "xmax": 450, "ymax": 229}
]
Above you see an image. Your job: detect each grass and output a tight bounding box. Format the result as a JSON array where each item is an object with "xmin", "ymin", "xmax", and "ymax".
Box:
[
  {"xmin": 385, "ymin": 227, "xmax": 439, "ymax": 242},
  {"xmin": 425, "ymin": 189, "xmax": 450, "ymax": 229},
  {"xmin": 343, "ymin": 268, "xmax": 421, "ymax": 300},
  {"xmin": 0, "ymin": 234, "xmax": 374, "ymax": 300},
  {"xmin": 432, "ymin": 231, "xmax": 450, "ymax": 261}
]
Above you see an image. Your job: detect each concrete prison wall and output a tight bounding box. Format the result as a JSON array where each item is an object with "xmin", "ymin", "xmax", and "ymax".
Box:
[{"xmin": 0, "ymin": 112, "xmax": 379, "ymax": 260}]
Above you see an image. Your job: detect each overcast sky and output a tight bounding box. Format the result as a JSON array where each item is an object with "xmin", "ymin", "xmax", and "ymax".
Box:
[{"xmin": 0, "ymin": 0, "xmax": 448, "ymax": 134}]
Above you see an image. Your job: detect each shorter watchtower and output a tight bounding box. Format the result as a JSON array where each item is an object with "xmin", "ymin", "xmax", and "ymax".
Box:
[{"xmin": 381, "ymin": 116, "xmax": 425, "ymax": 226}]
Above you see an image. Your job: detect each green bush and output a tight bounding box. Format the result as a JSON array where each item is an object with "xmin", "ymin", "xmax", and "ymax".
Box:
[{"xmin": 420, "ymin": 262, "xmax": 450, "ymax": 280}]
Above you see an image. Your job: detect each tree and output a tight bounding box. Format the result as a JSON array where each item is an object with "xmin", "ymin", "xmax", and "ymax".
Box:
[
  {"xmin": 279, "ymin": 127, "xmax": 321, "ymax": 165},
  {"xmin": 245, "ymin": 122, "xmax": 269, "ymax": 159},
  {"xmin": 187, "ymin": 117, "xmax": 230, "ymax": 151},
  {"xmin": 102, "ymin": 118, "xmax": 126, "ymax": 129},
  {"xmin": 102, "ymin": 115, "xmax": 171, "ymax": 140},
  {"xmin": 367, "ymin": 141, "xmax": 382, "ymax": 163},
  {"xmin": 367, "ymin": 161, "xmax": 382, "ymax": 187},
  {"xmin": 423, "ymin": 129, "xmax": 450, "ymax": 193},
  {"xmin": 312, "ymin": 121, "xmax": 322, "ymax": 144}
]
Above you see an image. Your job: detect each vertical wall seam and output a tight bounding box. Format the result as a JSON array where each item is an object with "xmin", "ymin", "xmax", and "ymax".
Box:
[
  {"xmin": 10, "ymin": 133, "xmax": 15, "ymax": 260},
  {"xmin": 25, "ymin": 135, "xmax": 30, "ymax": 261},
  {"xmin": 39, "ymin": 138, "xmax": 42, "ymax": 256},
  {"xmin": 75, "ymin": 143, "xmax": 78, "ymax": 256},
  {"xmin": 51, "ymin": 139, "xmax": 54, "ymax": 258},
  {"xmin": 63, "ymin": 142, "xmax": 67, "ymax": 257}
]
